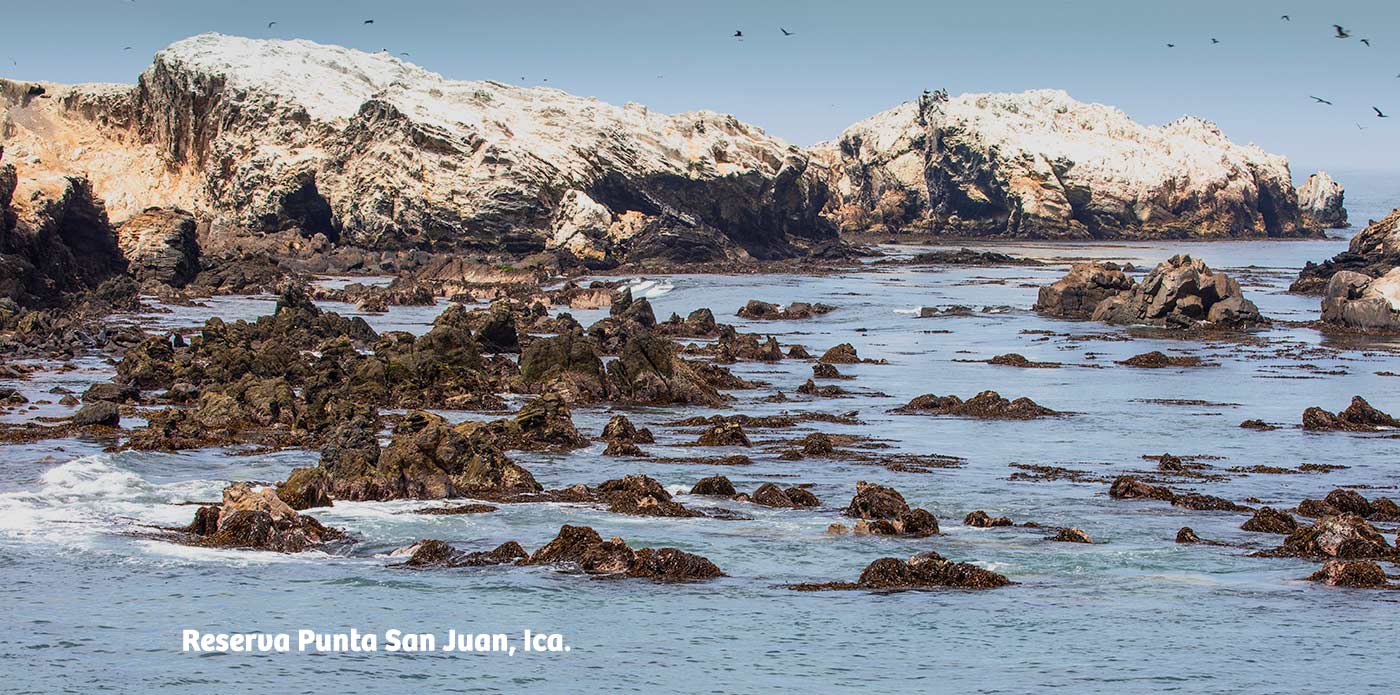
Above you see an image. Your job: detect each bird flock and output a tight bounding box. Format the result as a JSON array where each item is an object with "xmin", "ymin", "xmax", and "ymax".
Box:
[{"xmin": 1171, "ymin": 16, "xmax": 1391, "ymax": 123}]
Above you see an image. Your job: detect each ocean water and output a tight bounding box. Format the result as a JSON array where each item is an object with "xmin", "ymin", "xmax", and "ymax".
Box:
[{"xmin": 2, "ymin": 177, "xmax": 1399, "ymax": 694}]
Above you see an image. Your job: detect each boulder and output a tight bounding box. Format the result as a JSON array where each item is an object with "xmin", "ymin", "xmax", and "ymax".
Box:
[
  {"xmin": 750, "ymin": 483, "xmax": 821, "ymax": 509},
  {"xmin": 116, "ymin": 207, "xmax": 200, "ymax": 287},
  {"xmin": 1090, "ymin": 255, "xmax": 1263, "ymax": 328},
  {"xmin": 696, "ymin": 422, "xmax": 751, "ymax": 447},
  {"xmin": 71, "ymin": 401, "xmax": 120, "ymax": 427},
  {"xmin": 690, "ymin": 475, "xmax": 737, "ymax": 497},
  {"xmin": 1292, "ymin": 207, "xmax": 1400, "ymax": 294},
  {"xmin": 1175, "ymin": 527, "xmax": 1202, "ymax": 544},
  {"xmin": 1306, "ymin": 560, "xmax": 1388, "ymax": 589},
  {"xmin": 525, "ymin": 525, "xmax": 723, "ymax": 582},
  {"xmin": 792, "ymin": 551, "xmax": 1011, "ymax": 591},
  {"xmin": 818, "ymin": 343, "xmax": 862, "ymax": 364},
  {"xmin": 1050, "ymin": 527, "xmax": 1093, "ymax": 543},
  {"xmin": 1034, "ymin": 262, "xmax": 1137, "ymax": 318},
  {"xmin": 396, "ymin": 540, "xmax": 527, "ymax": 568},
  {"xmin": 1108, "ymin": 476, "xmax": 1176, "ymax": 502},
  {"xmin": 1296, "ymin": 171, "xmax": 1348, "ymax": 229},
  {"xmin": 185, "ymin": 483, "xmax": 345, "ymax": 552},
  {"xmin": 844, "ymin": 481, "xmax": 910, "ymax": 520},
  {"xmin": 1319, "ymin": 269, "xmax": 1400, "ymax": 332},
  {"xmin": 626, "ymin": 548, "xmax": 725, "ymax": 582},
  {"xmin": 1241, "ymin": 507, "xmax": 1297, "ymax": 534},
  {"xmin": 964, "ymin": 511, "xmax": 1013, "ymax": 528},
  {"xmin": 1270, "ymin": 514, "xmax": 1397, "ymax": 560},
  {"xmin": 596, "ymin": 475, "xmax": 700, "ymax": 517},
  {"xmin": 276, "ymin": 467, "xmax": 334, "ymax": 510}
]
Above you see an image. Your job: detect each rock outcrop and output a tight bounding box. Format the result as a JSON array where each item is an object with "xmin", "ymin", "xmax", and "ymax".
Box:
[
  {"xmin": 1033, "ymin": 262, "xmax": 1137, "ymax": 318},
  {"xmin": 791, "ymin": 551, "xmax": 1011, "ymax": 591},
  {"xmin": 183, "ymin": 483, "xmax": 346, "ymax": 552},
  {"xmin": 0, "ymin": 34, "xmax": 836, "ymax": 267},
  {"xmin": 1318, "ymin": 269, "xmax": 1400, "ymax": 332},
  {"xmin": 1292, "ymin": 208, "xmax": 1400, "ymax": 294},
  {"xmin": 116, "ymin": 207, "xmax": 199, "ymax": 287},
  {"xmin": 816, "ymin": 89, "xmax": 1311, "ymax": 239},
  {"xmin": 0, "ymin": 163, "xmax": 128, "ymax": 308},
  {"xmin": 1302, "ymin": 396, "xmax": 1399, "ymax": 432},
  {"xmin": 1296, "ymin": 172, "xmax": 1347, "ymax": 229},
  {"xmin": 1089, "ymin": 255, "xmax": 1263, "ymax": 328}
]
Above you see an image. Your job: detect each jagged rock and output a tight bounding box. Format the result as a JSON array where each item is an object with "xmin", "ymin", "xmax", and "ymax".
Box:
[
  {"xmin": 1050, "ymin": 527, "xmax": 1093, "ymax": 543},
  {"xmin": 797, "ymin": 432, "xmax": 835, "ymax": 456},
  {"xmin": 597, "ymin": 475, "xmax": 700, "ymax": 517},
  {"xmin": 1034, "ymin": 262, "xmax": 1137, "ymax": 318},
  {"xmin": 1302, "ymin": 396, "xmax": 1399, "ymax": 432},
  {"xmin": 1172, "ymin": 493, "xmax": 1250, "ymax": 513},
  {"xmin": 817, "ymin": 89, "xmax": 1308, "ymax": 239},
  {"xmin": 1319, "ymin": 269, "xmax": 1400, "ymax": 332},
  {"xmin": 396, "ymin": 540, "xmax": 527, "ymax": 568},
  {"xmin": 845, "ymin": 481, "xmax": 910, "ymax": 519},
  {"xmin": 1296, "ymin": 172, "xmax": 1347, "ymax": 229},
  {"xmin": 893, "ymin": 390, "xmax": 1058, "ymax": 419},
  {"xmin": 116, "ymin": 207, "xmax": 200, "ymax": 287},
  {"xmin": 484, "ymin": 392, "xmax": 589, "ymax": 451},
  {"xmin": 600, "ymin": 414, "xmax": 653, "ymax": 444},
  {"xmin": 71, "ymin": 401, "xmax": 120, "ymax": 427},
  {"xmin": 276, "ymin": 467, "xmax": 334, "ymax": 510},
  {"xmin": 1307, "ymin": 560, "xmax": 1388, "ymax": 588},
  {"xmin": 1091, "ymin": 255, "xmax": 1263, "ymax": 328},
  {"xmin": 413, "ymin": 503, "xmax": 498, "ymax": 515},
  {"xmin": 812, "ymin": 363, "xmax": 844, "ymax": 379},
  {"xmin": 0, "ymin": 165, "xmax": 127, "ymax": 308},
  {"xmin": 690, "ymin": 475, "xmax": 737, "ymax": 497},
  {"xmin": 736, "ymin": 300, "xmax": 836, "ymax": 320},
  {"xmin": 525, "ymin": 525, "xmax": 723, "ymax": 582},
  {"xmin": 518, "ymin": 331, "xmax": 608, "ymax": 402},
  {"xmin": 750, "ymin": 483, "xmax": 820, "ymax": 509},
  {"xmin": 818, "ymin": 343, "xmax": 862, "ymax": 364},
  {"xmin": 81, "ymin": 382, "xmax": 138, "ymax": 403},
  {"xmin": 1241, "ymin": 507, "xmax": 1298, "ymax": 534},
  {"xmin": 696, "ymin": 422, "xmax": 751, "ymax": 447},
  {"xmin": 1267, "ymin": 514, "xmax": 1397, "ymax": 560},
  {"xmin": 1, "ymin": 35, "xmax": 835, "ymax": 266},
  {"xmin": 602, "ymin": 439, "xmax": 646, "ymax": 457},
  {"xmin": 1293, "ymin": 208, "xmax": 1400, "ymax": 294},
  {"xmin": 185, "ymin": 483, "xmax": 345, "ymax": 552},
  {"xmin": 606, "ymin": 331, "xmax": 727, "ymax": 406},
  {"xmin": 1239, "ymin": 419, "xmax": 1278, "ymax": 431},
  {"xmin": 964, "ymin": 511, "xmax": 1013, "ymax": 528}
]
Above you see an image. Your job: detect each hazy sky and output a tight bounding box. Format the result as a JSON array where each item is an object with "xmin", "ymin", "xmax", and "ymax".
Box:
[{"xmin": 3, "ymin": 0, "xmax": 1398, "ymax": 174}]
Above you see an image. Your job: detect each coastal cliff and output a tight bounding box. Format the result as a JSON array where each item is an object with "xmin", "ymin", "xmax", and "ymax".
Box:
[
  {"xmin": 1, "ymin": 34, "xmax": 835, "ymax": 268},
  {"xmin": 815, "ymin": 89, "xmax": 1314, "ymax": 240}
]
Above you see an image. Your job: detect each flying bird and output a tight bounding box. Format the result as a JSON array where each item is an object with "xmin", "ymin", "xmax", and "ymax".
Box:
[
  {"xmin": 1374, "ymin": 107, "xmax": 1389, "ymax": 118},
  {"xmin": 123, "ymin": 46, "xmax": 132, "ymax": 50},
  {"xmin": 267, "ymin": 21, "xmax": 277, "ymax": 28},
  {"xmin": 1310, "ymin": 96, "xmax": 1333, "ymax": 105},
  {"xmin": 1280, "ymin": 15, "xmax": 1290, "ymax": 21},
  {"xmin": 399, "ymin": 52, "xmax": 410, "ymax": 56},
  {"xmin": 780, "ymin": 28, "xmax": 793, "ymax": 36},
  {"xmin": 364, "ymin": 19, "xmax": 375, "ymax": 24},
  {"xmin": 1334, "ymin": 25, "xmax": 1351, "ymax": 39},
  {"xmin": 1211, "ymin": 38, "xmax": 1219, "ymax": 44},
  {"xmin": 1356, "ymin": 122, "xmax": 1367, "ymax": 130},
  {"xmin": 1166, "ymin": 43, "xmax": 1175, "ymax": 48},
  {"xmin": 1361, "ymin": 39, "xmax": 1371, "ymax": 47},
  {"xmin": 733, "ymin": 30, "xmax": 743, "ymax": 38}
]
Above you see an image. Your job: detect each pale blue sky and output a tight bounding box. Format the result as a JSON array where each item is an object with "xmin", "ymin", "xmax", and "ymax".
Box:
[{"xmin": 3, "ymin": 0, "xmax": 1397, "ymax": 173}]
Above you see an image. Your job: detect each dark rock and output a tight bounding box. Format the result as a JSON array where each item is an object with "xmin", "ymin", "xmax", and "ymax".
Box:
[
  {"xmin": 690, "ymin": 476, "xmax": 737, "ymax": 497},
  {"xmin": 1173, "ymin": 493, "xmax": 1251, "ymax": 513},
  {"xmin": 1090, "ymin": 255, "xmax": 1264, "ymax": 328},
  {"xmin": 696, "ymin": 422, "xmax": 751, "ymax": 447},
  {"xmin": 845, "ymin": 481, "xmax": 910, "ymax": 520},
  {"xmin": 964, "ymin": 511, "xmax": 1013, "ymax": 528},
  {"xmin": 792, "ymin": 552, "xmax": 1010, "ymax": 592},
  {"xmin": 276, "ymin": 467, "xmax": 334, "ymax": 510},
  {"xmin": 818, "ymin": 343, "xmax": 862, "ymax": 364},
  {"xmin": 597, "ymin": 475, "xmax": 700, "ymax": 517},
  {"xmin": 1302, "ymin": 396, "xmax": 1399, "ymax": 432},
  {"xmin": 1307, "ymin": 560, "xmax": 1389, "ymax": 588},
  {"xmin": 1175, "ymin": 527, "xmax": 1201, "ymax": 544},
  {"xmin": 71, "ymin": 401, "xmax": 120, "ymax": 427},
  {"xmin": 1050, "ymin": 527, "xmax": 1093, "ymax": 543},
  {"xmin": 1034, "ymin": 262, "xmax": 1137, "ymax": 319},
  {"xmin": 116, "ymin": 207, "xmax": 200, "ymax": 288},
  {"xmin": 1108, "ymin": 475, "xmax": 1176, "ymax": 502},
  {"xmin": 1269, "ymin": 514, "xmax": 1397, "ymax": 560},
  {"xmin": 1116, "ymin": 351, "xmax": 1206, "ymax": 368},
  {"xmin": 81, "ymin": 382, "xmax": 138, "ymax": 403},
  {"xmin": 1241, "ymin": 507, "xmax": 1298, "ymax": 534},
  {"xmin": 626, "ymin": 547, "xmax": 725, "ymax": 582},
  {"xmin": 893, "ymin": 390, "xmax": 1058, "ymax": 419},
  {"xmin": 397, "ymin": 539, "xmax": 528, "ymax": 568}
]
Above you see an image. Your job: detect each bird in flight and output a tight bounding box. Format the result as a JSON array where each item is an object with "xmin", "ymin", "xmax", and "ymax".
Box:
[
  {"xmin": 364, "ymin": 19, "xmax": 375, "ymax": 24},
  {"xmin": 1280, "ymin": 15, "xmax": 1290, "ymax": 21},
  {"xmin": 267, "ymin": 21, "xmax": 277, "ymax": 28},
  {"xmin": 1374, "ymin": 107, "xmax": 1389, "ymax": 118},
  {"xmin": 1310, "ymin": 96, "xmax": 1333, "ymax": 105},
  {"xmin": 123, "ymin": 46, "xmax": 132, "ymax": 51},
  {"xmin": 1361, "ymin": 39, "xmax": 1371, "ymax": 47},
  {"xmin": 1334, "ymin": 25, "xmax": 1351, "ymax": 38},
  {"xmin": 1357, "ymin": 122, "xmax": 1367, "ymax": 130},
  {"xmin": 399, "ymin": 52, "xmax": 410, "ymax": 56},
  {"xmin": 781, "ymin": 28, "xmax": 793, "ymax": 36},
  {"xmin": 1166, "ymin": 43, "xmax": 1175, "ymax": 48},
  {"xmin": 1211, "ymin": 38, "xmax": 1219, "ymax": 44},
  {"xmin": 734, "ymin": 30, "xmax": 743, "ymax": 39}
]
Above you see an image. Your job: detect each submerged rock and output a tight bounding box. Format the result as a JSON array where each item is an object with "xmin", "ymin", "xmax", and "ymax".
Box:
[
  {"xmin": 1264, "ymin": 514, "xmax": 1398, "ymax": 561},
  {"xmin": 690, "ymin": 475, "xmax": 738, "ymax": 497},
  {"xmin": 964, "ymin": 511, "xmax": 1013, "ymax": 528},
  {"xmin": 736, "ymin": 300, "xmax": 836, "ymax": 320},
  {"xmin": 843, "ymin": 481, "xmax": 937, "ymax": 537},
  {"xmin": 893, "ymin": 391, "xmax": 1059, "ymax": 419},
  {"xmin": 1049, "ymin": 527, "xmax": 1093, "ymax": 543},
  {"xmin": 396, "ymin": 540, "xmax": 528, "ymax": 568},
  {"xmin": 1241, "ymin": 507, "xmax": 1298, "ymax": 534},
  {"xmin": 1306, "ymin": 560, "xmax": 1389, "ymax": 589},
  {"xmin": 791, "ymin": 551, "xmax": 1011, "ymax": 592},
  {"xmin": 1116, "ymin": 351, "xmax": 1207, "ymax": 368}
]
